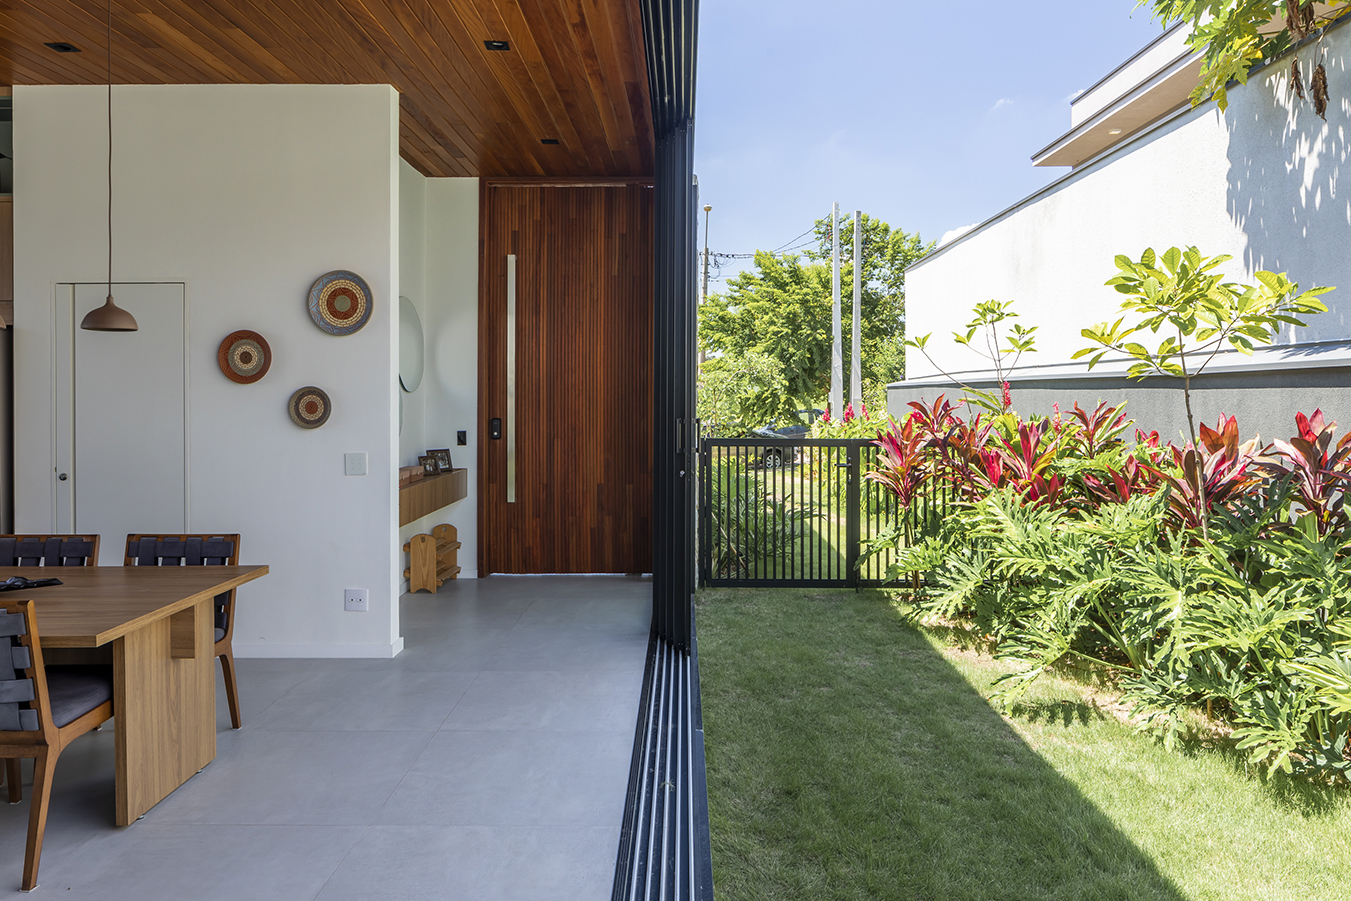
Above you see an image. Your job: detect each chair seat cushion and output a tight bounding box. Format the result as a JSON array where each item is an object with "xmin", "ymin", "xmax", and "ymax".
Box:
[
  {"xmin": 215, "ymin": 628, "xmax": 225, "ymax": 643},
  {"xmin": 45, "ymin": 666, "xmax": 114, "ymax": 727}
]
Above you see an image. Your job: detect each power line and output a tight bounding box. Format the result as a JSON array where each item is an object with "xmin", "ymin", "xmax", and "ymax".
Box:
[{"xmin": 769, "ymin": 226, "xmax": 815, "ymax": 254}]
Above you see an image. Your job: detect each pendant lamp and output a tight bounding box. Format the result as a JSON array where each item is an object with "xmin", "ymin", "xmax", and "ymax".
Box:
[{"xmin": 80, "ymin": 0, "xmax": 136, "ymax": 332}]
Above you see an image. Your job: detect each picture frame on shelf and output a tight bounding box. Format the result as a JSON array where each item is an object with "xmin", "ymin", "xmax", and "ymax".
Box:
[
  {"xmin": 428, "ymin": 448, "xmax": 453, "ymax": 472},
  {"xmin": 418, "ymin": 455, "xmax": 439, "ymax": 476}
]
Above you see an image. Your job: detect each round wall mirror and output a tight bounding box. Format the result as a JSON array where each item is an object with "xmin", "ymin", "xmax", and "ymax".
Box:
[{"xmin": 399, "ymin": 296, "xmax": 424, "ymax": 393}]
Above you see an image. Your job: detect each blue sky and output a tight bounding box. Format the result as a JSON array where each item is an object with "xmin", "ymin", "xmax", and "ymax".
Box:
[{"xmin": 693, "ymin": 0, "xmax": 1166, "ymax": 285}]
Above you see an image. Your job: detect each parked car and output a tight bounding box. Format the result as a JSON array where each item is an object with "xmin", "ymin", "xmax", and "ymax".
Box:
[{"xmin": 751, "ymin": 409, "xmax": 824, "ymax": 468}]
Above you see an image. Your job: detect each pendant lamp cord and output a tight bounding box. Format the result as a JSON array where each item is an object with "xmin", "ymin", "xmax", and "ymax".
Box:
[{"xmin": 107, "ymin": 0, "xmax": 113, "ymax": 299}]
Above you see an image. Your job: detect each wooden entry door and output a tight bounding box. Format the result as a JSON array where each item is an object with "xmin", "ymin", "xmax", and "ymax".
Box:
[{"xmin": 479, "ymin": 182, "xmax": 653, "ymax": 575}]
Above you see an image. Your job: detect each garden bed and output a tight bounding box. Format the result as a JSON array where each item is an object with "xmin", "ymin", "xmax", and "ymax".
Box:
[{"xmin": 697, "ymin": 587, "xmax": 1351, "ymax": 901}]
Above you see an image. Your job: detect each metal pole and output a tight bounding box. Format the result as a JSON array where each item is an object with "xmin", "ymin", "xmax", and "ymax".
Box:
[
  {"xmin": 699, "ymin": 204, "xmax": 711, "ymax": 366},
  {"xmin": 830, "ymin": 202, "xmax": 843, "ymax": 418},
  {"xmin": 850, "ymin": 210, "xmax": 863, "ymax": 409}
]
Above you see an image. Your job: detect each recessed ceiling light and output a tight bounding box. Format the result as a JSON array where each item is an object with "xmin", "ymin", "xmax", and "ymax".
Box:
[
  {"xmin": 1108, "ymin": 128, "xmax": 1123, "ymax": 135},
  {"xmin": 484, "ymin": 40, "xmax": 510, "ymax": 51},
  {"xmin": 44, "ymin": 42, "xmax": 81, "ymax": 52},
  {"xmin": 541, "ymin": 138, "xmax": 559, "ymax": 145}
]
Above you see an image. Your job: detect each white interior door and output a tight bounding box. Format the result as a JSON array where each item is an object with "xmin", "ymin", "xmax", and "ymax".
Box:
[{"xmin": 55, "ymin": 283, "xmax": 187, "ymax": 564}]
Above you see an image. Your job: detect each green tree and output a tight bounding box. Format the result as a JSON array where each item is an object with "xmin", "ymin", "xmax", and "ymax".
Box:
[
  {"xmin": 698, "ymin": 214, "xmax": 931, "ymax": 417},
  {"xmin": 1143, "ymin": 0, "xmax": 1349, "ymax": 111},
  {"xmin": 696, "ymin": 351, "xmax": 788, "ymax": 437},
  {"xmin": 1076, "ymin": 245, "xmax": 1332, "ymax": 537}
]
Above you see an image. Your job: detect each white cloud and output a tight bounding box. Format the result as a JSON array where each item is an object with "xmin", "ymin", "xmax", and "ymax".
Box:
[
  {"xmin": 939, "ymin": 223, "xmax": 978, "ymax": 246},
  {"xmin": 989, "ymin": 98, "xmax": 1014, "ymax": 113}
]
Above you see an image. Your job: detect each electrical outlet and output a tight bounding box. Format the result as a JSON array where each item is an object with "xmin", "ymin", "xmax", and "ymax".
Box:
[
  {"xmin": 344, "ymin": 453, "xmax": 368, "ymax": 476},
  {"xmin": 457, "ymin": 430, "xmax": 467, "ymax": 446},
  {"xmin": 344, "ymin": 588, "xmax": 369, "ymax": 612}
]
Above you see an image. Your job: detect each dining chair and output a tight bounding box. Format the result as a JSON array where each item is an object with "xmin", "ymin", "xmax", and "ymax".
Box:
[
  {"xmin": 0, "ymin": 535, "xmax": 100, "ymax": 568},
  {"xmin": 123, "ymin": 534, "xmax": 244, "ymax": 729},
  {"xmin": 0, "ymin": 599, "xmax": 114, "ymax": 892}
]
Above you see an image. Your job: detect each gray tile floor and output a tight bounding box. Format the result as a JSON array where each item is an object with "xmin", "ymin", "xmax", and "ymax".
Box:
[{"xmin": 0, "ymin": 575, "xmax": 652, "ymax": 898}]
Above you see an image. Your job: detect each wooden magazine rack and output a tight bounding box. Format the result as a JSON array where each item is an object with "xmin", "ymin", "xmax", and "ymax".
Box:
[{"xmin": 403, "ymin": 523, "xmax": 461, "ymax": 593}]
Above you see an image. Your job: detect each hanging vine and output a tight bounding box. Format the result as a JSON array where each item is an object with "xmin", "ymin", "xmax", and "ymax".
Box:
[{"xmin": 1142, "ymin": 0, "xmax": 1349, "ymax": 112}]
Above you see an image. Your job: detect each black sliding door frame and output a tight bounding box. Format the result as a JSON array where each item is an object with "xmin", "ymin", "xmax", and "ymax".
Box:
[
  {"xmin": 647, "ymin": 0, "xmax": 699, "ymax": 651},
  {"xmin": 613, "ymin": 2, "xmax": 713, "ymax": 900}
]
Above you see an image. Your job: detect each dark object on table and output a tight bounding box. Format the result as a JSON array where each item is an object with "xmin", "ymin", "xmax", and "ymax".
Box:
[{"xmin": 0, "ymin": 577, "xmax": 63, "ymax": 592}]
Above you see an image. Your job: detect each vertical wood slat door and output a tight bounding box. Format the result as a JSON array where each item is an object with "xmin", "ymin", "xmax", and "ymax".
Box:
[{"xmin": 479, "ymin": 182, "xmax": 654, "ymax": 575}]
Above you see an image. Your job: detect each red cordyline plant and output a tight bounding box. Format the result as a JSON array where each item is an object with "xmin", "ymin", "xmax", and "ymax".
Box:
[
  {"xmin": 1155, "ymin": 415, "xmax": 1265, "ymax": 531},
  {"xmin": 1267, "ymin": 409, "xmax": 1351, "ymax": 537},
  {"xmin": 904, "ymin": 394, "xmax": 962, "ymax": 444},
  {"xmin": 866, "ymin": 415, "xmax": 929, "ymax": 507},
  {"xmin": 1081, "ymin": 456, "xmax": 1162, "ymax": 508},
  {"xmin": 1065, "ymin": 401, "xmax": 1131, "ymax": 457},
  {"xmin": 973, "ymin": 418, "xmax": 1064, "ymax": 507}
]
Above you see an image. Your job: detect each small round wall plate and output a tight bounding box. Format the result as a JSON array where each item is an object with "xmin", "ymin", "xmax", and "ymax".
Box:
[
  {"xmin": 308, "ymin": 270, "xmax": 373, "ymax": 335},
  {"xmin": 288, "ymin": 386, "xmax": 331, "ymax": 429},
  {"xmin": 217, "ymin": 330, "xmax": 272, "ymax": 384}
]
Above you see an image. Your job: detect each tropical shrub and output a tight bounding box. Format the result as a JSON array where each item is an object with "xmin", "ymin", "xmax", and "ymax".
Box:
[
  {"xmin": 866, "ymin": 397, "xmax": 1351, "ymax": 783},
  {"xmin": 706, "ymin": 460, "xmax": 817, "ymax": 578},
  {"xmin": 810, "ymin": 400, "xmax": 889, "ymax": 439}
]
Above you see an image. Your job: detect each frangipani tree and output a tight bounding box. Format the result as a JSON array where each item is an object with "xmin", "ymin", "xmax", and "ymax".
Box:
[
  {"xmin": 905, "ymin": 300, "xmax": 1038, "ymax": 414},
  {"xmin": 1076, "ymin": 245, "xmax": 1332, "ymax": 535},
  {"xmin": 1143, "ymin": 0, "xmax": 1350, "ymax": 113}
]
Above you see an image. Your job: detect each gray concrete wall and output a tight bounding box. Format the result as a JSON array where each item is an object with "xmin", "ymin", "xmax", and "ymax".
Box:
[{"xmin": 887, "ymin": 367, "xmax": 1351, "ymax": 445}]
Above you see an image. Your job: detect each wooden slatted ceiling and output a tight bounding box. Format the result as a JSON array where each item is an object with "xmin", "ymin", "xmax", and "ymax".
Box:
[
  {"xmin": 0, "ymin": 0, "xmax": 654, "ymax": 178},
  {"xmin": 478, "ymin": 182, "xmax": 653, "ymax": 575}
]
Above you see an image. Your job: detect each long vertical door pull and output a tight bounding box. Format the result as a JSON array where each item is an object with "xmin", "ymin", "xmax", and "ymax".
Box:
[{"xmin": 506, "ymin": 254, "xmax": 517, "ymax": 504}]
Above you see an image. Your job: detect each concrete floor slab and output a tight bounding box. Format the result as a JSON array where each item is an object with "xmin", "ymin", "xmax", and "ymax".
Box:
[{"xmin": 0, "ymin": 576, "xmax": 650, "ymax": 897}]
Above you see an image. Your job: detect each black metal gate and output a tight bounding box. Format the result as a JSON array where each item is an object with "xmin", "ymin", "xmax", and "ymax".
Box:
[{"xmin": 698, "ymin": 438, "xmax": 917, "ymax": 588}]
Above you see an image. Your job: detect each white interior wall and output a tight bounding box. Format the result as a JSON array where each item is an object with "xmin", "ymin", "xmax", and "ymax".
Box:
[
  {"xmin": 907, "ymin": 25, "xmax": 1351, "ymax": 380},
  {"xmin": 396, "ymin": 163, "xmax": 480, "ymax": 580},
  {"xmin": 13, "ymin": 83, "xmax": 403, "ymax": 658},
  {"xmin": 398, "ymin": 159, "xmax": 429, "ymax": 467}
]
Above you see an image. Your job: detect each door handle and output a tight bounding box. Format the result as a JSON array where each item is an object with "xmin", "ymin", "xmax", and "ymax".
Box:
[{"xmin": 58, "ymin": 473, "xmax": 68, "ymax": 481}]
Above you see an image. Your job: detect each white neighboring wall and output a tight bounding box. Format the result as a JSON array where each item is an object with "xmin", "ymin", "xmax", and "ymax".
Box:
[
  {"xmin": 905, "ymin": 22, "xmax": 1351, "ymax": 382},
  {"xmin": 396, "ymin": 161, "xmax": 479, "ymax": 580},
  {"xmin": 13, "ymin": 83, "xmax": 403, "ymax": 658}
]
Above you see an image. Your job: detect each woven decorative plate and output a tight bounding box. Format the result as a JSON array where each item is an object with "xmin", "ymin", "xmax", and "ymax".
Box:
[
  {"xmin": 288, "ymin": 386, "xmax": 331, "ymax": 429},
  {"xmin": 217, "ymin": 330, "xmax": 272, "ymax": 384},
  {"xmin": 308, "ymin": 270, "xmax": 373, "ymax": 335}
]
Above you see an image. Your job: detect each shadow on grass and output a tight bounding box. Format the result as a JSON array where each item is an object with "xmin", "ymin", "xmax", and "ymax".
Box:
[
  {"xmin": 1012, "ymin": 698, "xmax": 1107, "ymax": 728},
  {"xmin": 697, "ymin": 588, "xmax": 1188, "ymax": 901},
  {"xmin": 1168, "ymin": 733, "xmax": 1349, "ymax": 819}
]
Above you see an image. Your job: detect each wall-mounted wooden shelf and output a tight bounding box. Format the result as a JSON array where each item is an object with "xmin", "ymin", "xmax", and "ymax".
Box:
[{"xmin": 398, "ymin": 468, "xmax": 467, "ymax": 526}]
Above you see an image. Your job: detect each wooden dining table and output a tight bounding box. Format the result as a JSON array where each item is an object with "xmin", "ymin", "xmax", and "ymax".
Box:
[{"xmin": 0, "ymin": 565, "xmax": 268, "ymax": 824}]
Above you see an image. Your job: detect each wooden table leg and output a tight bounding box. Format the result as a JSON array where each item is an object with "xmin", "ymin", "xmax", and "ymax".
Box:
[{"xmin": 112, "ymin": 597, "xmax": 217, "ymax": 825}]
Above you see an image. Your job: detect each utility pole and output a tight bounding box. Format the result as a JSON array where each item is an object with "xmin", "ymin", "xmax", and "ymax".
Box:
[
  {"xmin": 850, "ymin": 210, "xmax": 863, "ymax": 410},
  {"xmin": 700, "ymin": 204, "xmax": 711, "ymax": 366},
  {"xmin": 830, "ymin": 202, "xmax": 843, "ymax": 418}
]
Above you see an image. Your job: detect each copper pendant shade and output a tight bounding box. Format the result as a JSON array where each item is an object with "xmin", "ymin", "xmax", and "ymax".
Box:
[
  {"xmin": 81, "ymin": 0, "xmax": 137, "ymax": 332},
  {"xmin": 81, "ymin": 295, "xmax": 138, "ymax": 331}
]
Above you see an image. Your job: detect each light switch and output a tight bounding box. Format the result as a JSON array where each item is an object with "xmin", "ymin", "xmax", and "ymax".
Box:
[{"xmin": 344, "ymin": 453, "xmax": 368, "ymax": 476}]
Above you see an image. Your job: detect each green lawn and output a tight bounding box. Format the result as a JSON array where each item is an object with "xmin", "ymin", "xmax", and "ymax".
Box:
[{"xmin": 696, "ymin": 587, "xmax": 1351, "ymax": 901}]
